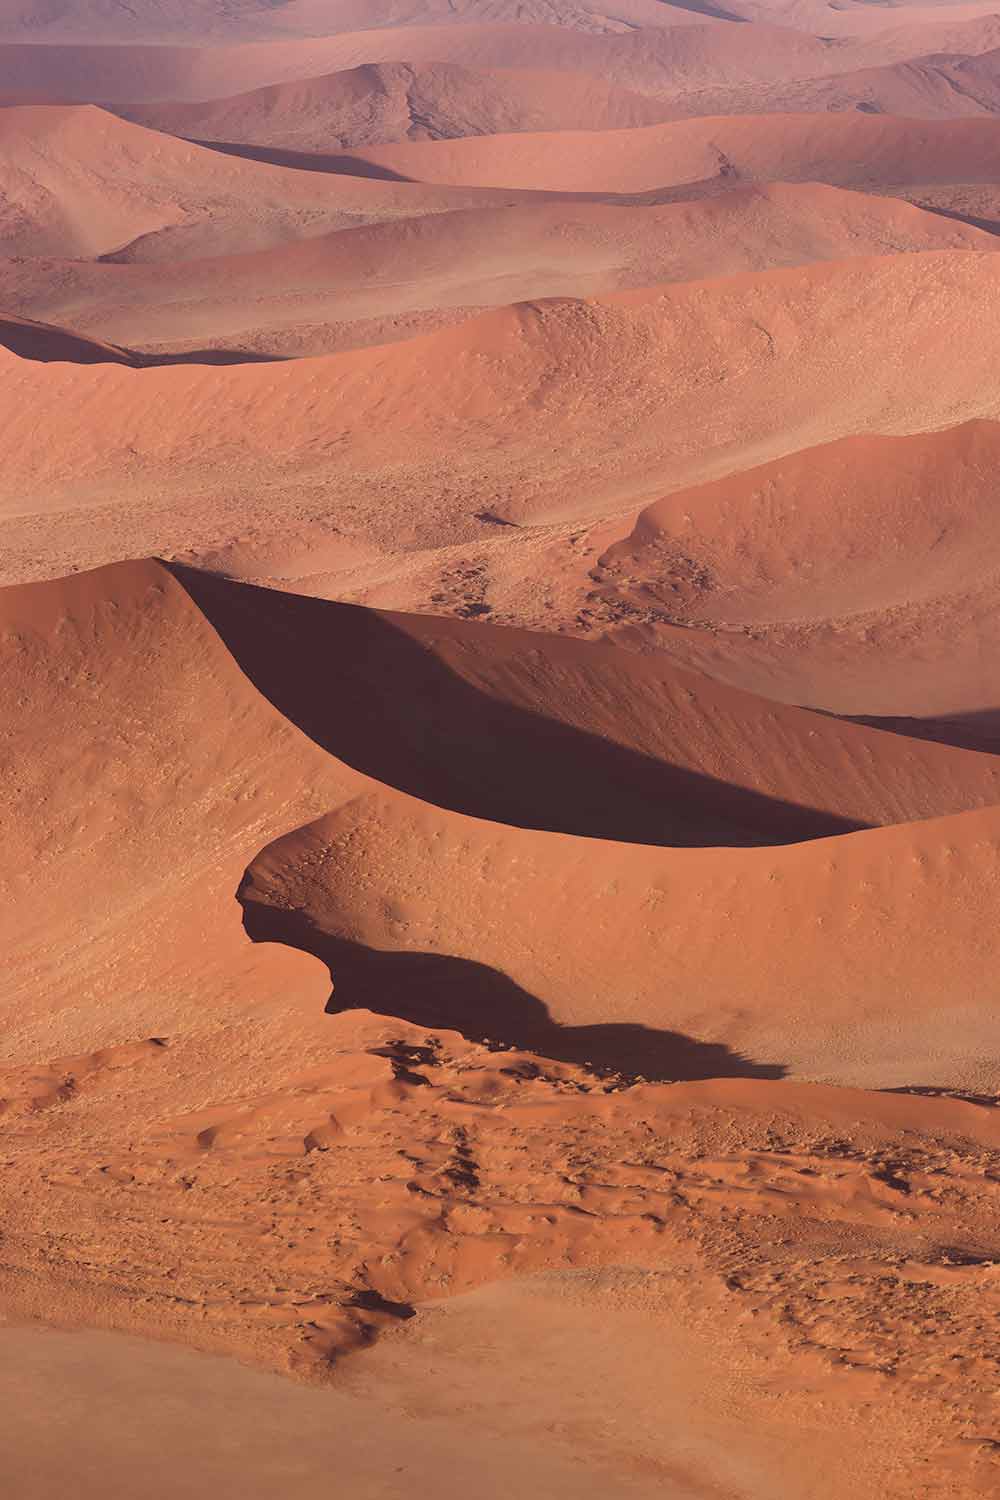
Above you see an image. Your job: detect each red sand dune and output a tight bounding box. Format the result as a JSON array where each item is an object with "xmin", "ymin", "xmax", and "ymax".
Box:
[
  {"xmin": 5, "ymin": 251, "xmax": 1000, "ymax": 586},
  {"xmin": 243, "ymin": 781, "xmax": 1000, "ymax": 1091},
  {"xmin": 587, "ymin": 421, "xmax": 1000, "ymax": 723},
  {"xmin": 0, "ymin": 17, "xmax": 989, "ymax": 104},
  {"xmin": 3, "ymin": 182, "xmax": 989, "ymax": 356},
  {"xmin": 4, "ymin": 559, "xmax": 1000, "ymax": 1495},
  {"xmin": 0, "ymin": 103, "xmax": 596, "ymax": 262},
  {"xmin": 678, "ymin": 45, "xmax": 1000, "ymax": 120},
  {"xmin": 126, "ymin": 61, "xmax": 675, "ymax": 152},
  {"xmin": 7, "ymin": 2, "xmax": 1000, "ymax": 1491},
  {"xmin": 0, "ymin": 0, "xmax": 723, "ymax": 42},
  {"xmin": 333, "ymin": 110, "xmax": 1000, "ymax": 192},
  {"xmin": 6, "ymin": 554, "xmax": 1000, "ymax": 1092}
]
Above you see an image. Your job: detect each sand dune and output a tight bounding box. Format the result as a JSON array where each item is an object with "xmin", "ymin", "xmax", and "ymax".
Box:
[
  {"xmin": 7, "ymin": 0, "xmax": 1000, "ymax": 1489},
  {"xmin": 4, "ymin": 556, "xmax": 1000, "ymax": 1495},
  {"xmin": 0, "ymin": 0, "xmax": 722, "ymax": 43},
  {"xmin": 5, "ymin": 251, "xmax": 1000, "ymax": 586},
  {"xmin": 0, "ymin": 103, "xmax": 584, "ymax": 262},
  {"xmin": 587, "ymin": 421, "xmax": 1000, "ymax": 722},
  {"xmin": 171, "ymin": 563, "xmax": 1000, "ymax": 848},
  {"xmin": 243, "ymin": 780, "xmax": 1000, "ymax": 1092},
  {"xmin": 7, "ymin": 553, "xmax": 1000, "ymax": 1091},
  {"xmin": 679, "ymin": 45, "xmax": 1000, "ymax": 120},
  {"xmin": 0, "ymin": 558, "xmax": 358, "ymax": 1052},
  {"xmin": 334, "ymin": 110, "xmax": 1000, "ymax": 192},
  {"xmin": 0, "ymin": 16, "xmax": 989, "ymax": 105},
  {"xmin": 4, "ymin": 183, "xmax": 989, "ymax": 356},
  {"xmin": 126, "ymin": 61, "xmax": 675, "ymax": 153}
]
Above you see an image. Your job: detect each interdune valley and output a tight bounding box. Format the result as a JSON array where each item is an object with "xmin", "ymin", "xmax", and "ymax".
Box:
[{"xmin": 2, "ymin": 1, "xmax": 1000, "ymax": 1496}]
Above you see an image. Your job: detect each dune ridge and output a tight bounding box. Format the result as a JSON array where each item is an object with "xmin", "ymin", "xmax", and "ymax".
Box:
[
  {"xmin": 5, "ymin": 251, "xmax": 1000, "ymax": 588},
  {"xmin": 3, "ymin": 182, "xmax": 990, "ymax": 356}
]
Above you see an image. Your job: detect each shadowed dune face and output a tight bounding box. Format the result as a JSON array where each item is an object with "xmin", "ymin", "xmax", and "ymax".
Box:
[
  {"xmin": 169, "ymin": 565, "xmax": 1000, "ymax": 847},
  {"xmin": 0, "ymin": 312, "xmax": 284, "ymax": 365},
  {"xmin": 7, "ymin": 556, "xmax": 1000, "ymax": 1097}
]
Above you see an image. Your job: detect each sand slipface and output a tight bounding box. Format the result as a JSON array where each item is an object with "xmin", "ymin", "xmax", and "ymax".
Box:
[{"xmin": 3, "ymin": 2, "xmax": 1000, "ymax": 1495}]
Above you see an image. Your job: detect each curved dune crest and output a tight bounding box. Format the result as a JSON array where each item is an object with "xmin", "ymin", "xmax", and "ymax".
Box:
[
  {"xmin": 600, "ymin": 420, "xmax": 1000, "ymax": 627},
  {"xmin": 242, "ymin": 784, "xmax": 1000, "ymax": 1091},
  {"xmin": 7, "ymin": 555, "xmax": 1000, "ymax": 1095},
  {"xmin": 169, "ymin": 564, "xmax": 1000, "ymax": 847}
]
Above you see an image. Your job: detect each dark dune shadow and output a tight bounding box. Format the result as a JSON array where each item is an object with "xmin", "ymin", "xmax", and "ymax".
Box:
[
  {"xmin": 184, "ymin": 137, "xmax": 735, "ymax": 210},
  {"xmin": 135, "ymin": 346, "xmax": 286, "ymax": 367},
  {"xmin": 168, "ymin": 564, "xmax": 870, "ymax": 849},
  {"xmin": 189, "ymin": 138, "xmax": 418, "ymax": 181},
  {"xmin": 0, "ymin": 317, "xmax": 285, "ymax": 368},
  {"xmin": 656, "ymin": 0, "xmax": 749, "ymax": 20},
  {"xmin": 913, "ymin": 201, "xmax": 1000, "ymax": 239},
  {"xmin": 846, "ymin": 706, "xmax": 1000, "ymax": 755},
  {"xmin": 882, "ymin": 1084, "xmax": 999, "ymax": 1108},
  {"xmin": 241, "ymin": 896, "xmax": 785, "ymax": 1083}
]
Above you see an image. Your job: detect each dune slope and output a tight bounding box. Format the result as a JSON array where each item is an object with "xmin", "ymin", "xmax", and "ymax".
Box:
[
  {"xmin": 0, "ymin": 103, "xmax": 568, "ymax": 262},
  {"xmin": 587, "ymin": 420, "xmax": 1000, "ymax": 721},
  {"xmin": 3, "ymin": 182, "xmax": 989, "ymax": 356},
  {"xmin": 334, "ymin": 110, "xmax": 1000, "ymax": 193},
  {"xmin": 5, "ymin": 252, "xmax": 1000, "ymax": 587},
  {"xmin": 126, "ymin": 61, "xmax": 676, "ymax": 152}
]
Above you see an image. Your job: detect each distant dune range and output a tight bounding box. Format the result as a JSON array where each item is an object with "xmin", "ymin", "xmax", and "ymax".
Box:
[
  {"xmin": 674, "ymin": 43, "xmax": 1000, "ymax": 121},
  {"xmin": 5, "ymin": 15, "xmax": 1000, "ymax": 103},
  {"xmin": 0, "ymin": 104, "xmax": 611, "ymax": 262},
  {"xmin": 0, "ymin": 0, "xmax": 731, "ymax": 44},
  {"xmin": 2, "ymin": 182, "xmax": 990, "ymax": 356},
  {"xmin": 124, "ymin": 61, "xmax": 678, "ymax": 151},
  {"xmin": 329, "ymin": 110, "xmax": 1000, "ymax": 193},
  {"xmin": 5, "ymin": 251, "xmax": 1000, "ymax": 612},
  {"xmin": 114, "ymin": 48, "xmax": 1000, "ymax": 158}
]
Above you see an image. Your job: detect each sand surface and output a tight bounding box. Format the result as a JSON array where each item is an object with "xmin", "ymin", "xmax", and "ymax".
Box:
[{"xmin": 5, "ymin": 2, "xmax": 1000, "ymax": 1494}]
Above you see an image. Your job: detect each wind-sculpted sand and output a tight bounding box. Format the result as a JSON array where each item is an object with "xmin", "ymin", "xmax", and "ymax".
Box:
[
  {"xmin": 2, "ymin": 560, "xmax": 1000, "ymax": 1499},
  {"xmin": 4, "ymin": 3, "xmax": 1000, "ymax": 1494},
  {"xmin": 3, "ymin": 182, "xmax": 990, "ymax": 357}
]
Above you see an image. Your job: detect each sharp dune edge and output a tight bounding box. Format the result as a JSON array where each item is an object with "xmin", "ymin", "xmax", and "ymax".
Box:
[{"xmin": 4, "ymin": 3, "xmax": 1000, "ymax": 1495}]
